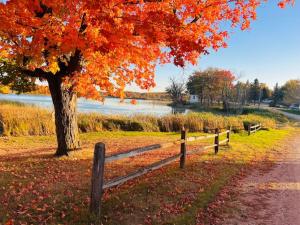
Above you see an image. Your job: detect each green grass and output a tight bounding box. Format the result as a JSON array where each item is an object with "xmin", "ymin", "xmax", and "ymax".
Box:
[
  {"xmin": 0, "ymin": 127, "xmax": 296, "ymax": 224},
  {"xmin": 242, "ymin": 107, "xmax": 289, "ymax": 123},
  {"xmin": 189, "ymin": 105, "xmax": 289, "ymax": 123},
  {"xmin": 0, "ymin": 99, "xmax": 294, "ymax": 224},
  {"xmin": 164, "ymin": 128, "xmax": 293, "ymax": 225},
  {"xmin": 0, "ymin": 131, "xmax": 180, "ymax": 148}
]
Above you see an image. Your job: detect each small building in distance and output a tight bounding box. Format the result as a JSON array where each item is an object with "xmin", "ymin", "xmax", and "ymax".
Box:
[{"xmin": 189, "ymin": 95, "xmax": 199, "ymax": 104}]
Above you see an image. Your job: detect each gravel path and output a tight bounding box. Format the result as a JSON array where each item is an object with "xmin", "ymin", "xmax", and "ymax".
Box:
[
  {"xmin": 263, "ymin": 105, "xmax": 300, "ymax": 121},
  {"xmin": 223, "ymin": 137, "xmax": 300, "ymax": 225},
  {"xmin": 223, "ymin": 111, "xmax": 300, "ymax": 225},
  {"xmin": 280, "ymin": 111, "xmax": 300, "ymax": 121}
]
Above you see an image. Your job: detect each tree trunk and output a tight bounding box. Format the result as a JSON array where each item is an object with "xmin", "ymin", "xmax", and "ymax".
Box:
[
  {"xmin": 222, "ymin": 99, "xmax": 229, "ymax": 113},
  {"xmin": 47, "ymin": 76, "xmax": 80, "ymax": 156}
]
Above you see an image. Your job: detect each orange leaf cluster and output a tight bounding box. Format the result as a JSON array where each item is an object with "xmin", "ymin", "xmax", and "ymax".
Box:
[{"xmin": 0, "ymin": 0, "xmax": 294, "ymax": 99}]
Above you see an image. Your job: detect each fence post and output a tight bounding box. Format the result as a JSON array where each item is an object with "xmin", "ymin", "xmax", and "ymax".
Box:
[
  {"xmin": 180, "ymin": 128, "xmax": 187, "ymax": 169},
  {"xmin": 227, "ymin": 126, "xmax": 231, "ymax": 145},
  {"xmin": 214, "ymin": 128, "xmax": 219, "ymax": 154},
  {"xmin": 90, "ymin": 143, "xmax": 106, "ymax": 216},
  {"xmin": 248, "ymin": 124, "xmax": 251, "ymax": 136}
]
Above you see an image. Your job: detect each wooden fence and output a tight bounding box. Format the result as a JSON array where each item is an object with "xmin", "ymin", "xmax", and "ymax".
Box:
[
  {"xmin": 247, "ymin": 123, "xmax": 261, "ymax": 136},
  {"xmin": 89, "ymin": 127, "xmax": 231, "ymax": 215}
]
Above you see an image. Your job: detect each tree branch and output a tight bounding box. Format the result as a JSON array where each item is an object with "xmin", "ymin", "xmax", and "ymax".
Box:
[
  {"xmin": 192, "ymin": 0, "xmax": 240, "ymax": 24},
  {"xmin": 20, "ymin": 67, "xmax": 51, "ymax": 79},
  {"xmin": 55, "ymin": 13, "xmax": 87, "ymax": 78},
  {"xmin": 79, "ymin": 13, "xmax": 87, "ymax": 34},
  {"xmin": 34, "ymin": 2, "xmax": 52, "ymax": 18}
]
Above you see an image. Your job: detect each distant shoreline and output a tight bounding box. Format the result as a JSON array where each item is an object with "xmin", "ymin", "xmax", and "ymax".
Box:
[
  {"xmin": 0, "ymin": 92, "xmax": 171, "ymax": 103},
  {"xmin": 1, "ymin": 91, "xmax": 172, "ymax": 102},
  {"xmin": 0, "ymin": 93, "xmax": 174, "ymax": 115}
]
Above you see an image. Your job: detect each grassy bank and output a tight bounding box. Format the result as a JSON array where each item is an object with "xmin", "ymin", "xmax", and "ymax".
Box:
[
  {"xmin": 281, "ymin": 109, "xmax": 300, "ymax": 115},
  {"xmin": 0, "ymin": 100, "xmax": 283, "ymax": 136},
  {"xmin": 0, "ymin": 128, "xmax": 297, "ymax": 224}
]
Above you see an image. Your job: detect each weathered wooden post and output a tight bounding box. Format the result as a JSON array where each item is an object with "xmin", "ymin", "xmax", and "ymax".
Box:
[
  {"xmin": 90, "ymin": 143, "xmax": 106, "ymax": 216},
  {"xmin": 248, "ymin": 124, "xmax": 251, "ymax": 136},
  {"xmin": 214, "ymin": 128, "xmax": 219, "ymax": 154},
  {"xmin": 227, "ymin": 126, "xmax": 231, "ymax": 145},
  {"xmin": 180, "ymin": 128, "xmax": 187, "ymax": 169}
]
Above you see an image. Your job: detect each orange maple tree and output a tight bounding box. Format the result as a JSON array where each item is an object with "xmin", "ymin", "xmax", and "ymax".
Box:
[
  {"xmin": 187, "ymin": 68, "xmax": 235, "ymax": 107},
  {"xmin": 0, "ymin": 0, "xmax": 294, "ymax": 155}
]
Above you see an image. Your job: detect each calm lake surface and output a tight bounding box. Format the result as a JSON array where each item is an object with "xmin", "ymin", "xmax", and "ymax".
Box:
[{"xmin": 0, "ymin": 94, "xmax": 175, "ymax": 115}]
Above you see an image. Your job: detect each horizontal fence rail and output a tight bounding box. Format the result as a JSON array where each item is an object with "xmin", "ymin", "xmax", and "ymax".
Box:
[
  {"xmin": 105, "ymin": 140, "xmax": 181, "ymax": 163},
  {"xmin": 186, "ymin": 129, "xmax": 230, "ymax": 155},
  {"xmin": 103, "ymin": 153, "xmax": 182, "ymax": 189},
  {"xmin": 248, "ymin": 123, "xmax": 262, "ymax": 136},
  {"xmin": 186, "ymin": 134, "xmax": 217, "ymax": 142},
  {"xmin": 90, "ymin": 127, "xmax": 231, "ymax": 216}
]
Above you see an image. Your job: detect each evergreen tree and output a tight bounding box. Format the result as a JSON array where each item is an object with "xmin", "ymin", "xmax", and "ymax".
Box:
[
  {"xmin": 271, "ymin": 83, "xmax": 284, "ymax": 107},
  {"xmin": 261, "ymin": 86, "xmax": 271, "ymax": 100},
  {"xmin": 249, "ymin": 78, "xmax": 261, "ymax": 104}
]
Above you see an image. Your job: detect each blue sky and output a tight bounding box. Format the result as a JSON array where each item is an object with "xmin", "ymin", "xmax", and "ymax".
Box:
[{"xmin": 133, "ymin": 1, "xmax": 300, "ymax": 92}]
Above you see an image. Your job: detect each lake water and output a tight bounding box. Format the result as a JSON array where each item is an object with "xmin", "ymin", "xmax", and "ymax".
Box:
[{"xmin": 0, "ymin": 94, "xmax": 176, "ymax": 115}]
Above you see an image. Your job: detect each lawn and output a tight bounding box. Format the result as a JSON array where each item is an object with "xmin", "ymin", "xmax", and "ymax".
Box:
[{"xmin": 0, "ymin": 128, "xmax": 297, "ymax": 224}]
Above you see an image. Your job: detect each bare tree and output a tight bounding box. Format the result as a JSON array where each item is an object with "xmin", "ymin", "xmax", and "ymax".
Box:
[
  {"xmin": 166, "ymin": 77, "xmax": 186, "ymax": 105},
  {"xmin": 232, "ymin": 81, "xmax": 251, "ymax": 113}
]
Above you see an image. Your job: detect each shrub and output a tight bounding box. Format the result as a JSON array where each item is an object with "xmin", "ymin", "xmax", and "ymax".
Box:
[{"xmin": 78, "ymin": 113, "xmax": 104, "ymax": 132}]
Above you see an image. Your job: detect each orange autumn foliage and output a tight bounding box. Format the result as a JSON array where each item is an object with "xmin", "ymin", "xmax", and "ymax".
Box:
[{"xmin": 0, "ymin": 0, "xmax": 294, "ymax": 100}]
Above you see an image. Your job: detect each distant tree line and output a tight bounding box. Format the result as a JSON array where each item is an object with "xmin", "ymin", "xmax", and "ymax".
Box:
[
  {"xmin": 2, "ymin": 67, "xmax": 299, "ymax": 108},
  {"xmin": 271, "ymin": 80, "xmax": 300, "ymax": 107},
  {"xmin": 186, "ymin": 68, "xmax": 235, "ymax": 111},
  {"xmin": 124, "ymin": 91, "xmax": 171, "ymax": 101},
  {"xmin": 0, "ymin": 82, "xmax": 172, "ymax": 101},
  {"xmin": 166, "ymin": 67, "xmax": 299, "ymax": 110}
]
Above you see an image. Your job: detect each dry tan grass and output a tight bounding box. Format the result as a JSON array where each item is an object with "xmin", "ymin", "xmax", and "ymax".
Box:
[
  {"xmin": 0, "ymin": 104, "xmax": 55, "ymax": 136},
  {"xmin": 0, "ymin": 102, "xmax": 276, "ymax": 136}
]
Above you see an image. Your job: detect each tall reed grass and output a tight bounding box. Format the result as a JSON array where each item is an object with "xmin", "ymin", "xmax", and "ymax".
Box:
[
  {"xmin": 0, "ymin": 104, "xmax": 55, "ymax": 136},
  {"xmin": 0, "ymin": 101, "xmax": 278, "ymax": 136}
]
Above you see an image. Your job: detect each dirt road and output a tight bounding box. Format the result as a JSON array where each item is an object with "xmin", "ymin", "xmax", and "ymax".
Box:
[
  {"xmin": 280, "ymin": 110, "xmax": 300, "ymax": 122},
  {"xmin": 264, "ymin": 105, "xmax": 300, "ymax": 121},
  {"xmin": 222, "ymin": 112, "xmax": 300, "ymax": 225}
]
